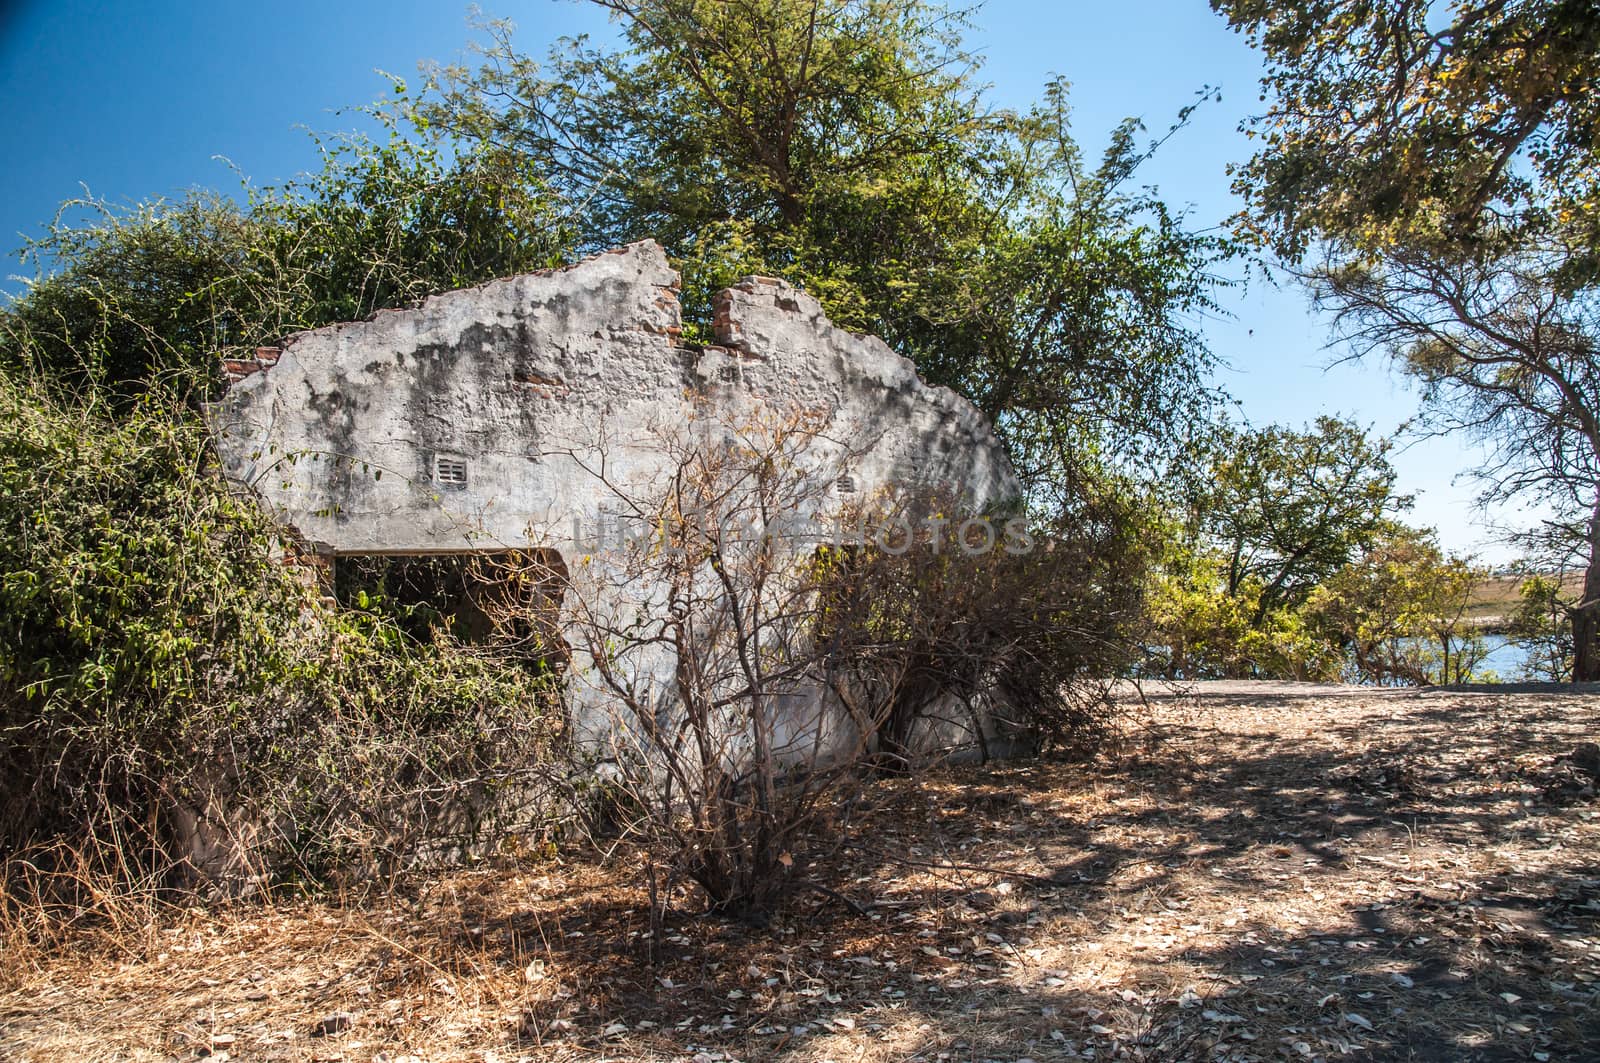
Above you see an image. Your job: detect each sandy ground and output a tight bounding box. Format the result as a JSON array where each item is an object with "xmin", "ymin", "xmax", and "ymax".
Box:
[{"xmin": 3, "ymin": 682, "xmax": 1599, "ymax": 1062}]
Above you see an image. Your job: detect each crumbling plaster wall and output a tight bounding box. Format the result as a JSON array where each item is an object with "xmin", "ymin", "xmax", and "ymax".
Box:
[
  {"xmin": 211, "ymin": 241, "xmax": 1014, "ymax": 554},
  {"xmin": 208, "ymin": 240, "xmax": 1020, "ymax": 758}
]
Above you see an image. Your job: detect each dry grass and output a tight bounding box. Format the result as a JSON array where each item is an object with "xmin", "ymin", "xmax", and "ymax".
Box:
[
  {"xmin": 1463, "ymin": 572, "xmax": 1583, "ymax": 625},
  {"xmin": 4, "ymin": 683, "xmax": 1599, "ymax": 1062}
]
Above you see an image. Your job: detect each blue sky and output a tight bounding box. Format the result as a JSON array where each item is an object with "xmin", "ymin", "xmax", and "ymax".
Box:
[{"xmin": 0, "ymin": 0, "xmax": 1515, "ymax": 560}]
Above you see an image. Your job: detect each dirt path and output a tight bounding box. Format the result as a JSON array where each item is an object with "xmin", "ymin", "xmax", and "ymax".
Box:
[{"xmin": 4, "ymin": 684, "xmax": 1598, "ymax": 1062}]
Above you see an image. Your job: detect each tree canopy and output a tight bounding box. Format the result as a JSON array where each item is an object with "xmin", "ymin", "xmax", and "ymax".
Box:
[
  {"xmin": 1215, "ymin": 0, "xmax": 1600, "ymax": 270},
  {"xmin": 1150, "ymin": 417, "xmax": 1434, "ymax": 681},
  {"xmin": 1217, "ymin": 0, "xmax": 1600, "ymax": 679},
  {"xmin": 413, "ymin": 0, "xmax": 1231, "ymax": 501},
  {"xmin": 1198, "ymin": 416, "xmax": 1409, "ymax": 620},
  {"xmin": 0, "ymin": 124, "xmax": 566, "ymax": 402}
]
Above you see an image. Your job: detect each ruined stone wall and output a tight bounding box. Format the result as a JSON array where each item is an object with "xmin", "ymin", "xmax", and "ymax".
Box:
[
  {"xmin": 210, "ymin": 240, "xmax": 1015, "ymax": 557},
  {"xmin": 208, "ymin": 240, "xmax": 1021, "ymax": 763}
]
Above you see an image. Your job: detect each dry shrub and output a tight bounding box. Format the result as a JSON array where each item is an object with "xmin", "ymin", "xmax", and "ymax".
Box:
[
  {"xmin": 0, "ymin": 833, "xmax": 179, "ymax": 991},
  {"xmin": 0, "ymin": 376, "xmax": 563, "ymax": 949},
  {"xmin": 520, "ymin": 406, "xmax": 1148, "ymax": 922},
  {"xmin": 817, "ymin": 487, "xmax": 1150, "ymax": 765}
]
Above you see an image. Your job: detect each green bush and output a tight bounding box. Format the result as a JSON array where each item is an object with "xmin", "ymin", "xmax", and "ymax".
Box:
[
  {"xmin": 0, "ymin": 373, "xmax": 560, "ymax": 890},
  {"xmin": 0, "ymin": 118, "xmax": 576, "ymax": 904}
]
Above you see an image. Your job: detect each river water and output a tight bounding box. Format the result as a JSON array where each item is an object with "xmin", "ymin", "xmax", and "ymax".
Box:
[{"xmin": 1475, "ymin": 632, "xmax": 1531, "ymax": 680}]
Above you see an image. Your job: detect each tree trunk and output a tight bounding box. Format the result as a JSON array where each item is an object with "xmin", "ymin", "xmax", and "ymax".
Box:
[{"xmin": 1573, "ymin": 498, "xmax": 1600, "ymax": 682}]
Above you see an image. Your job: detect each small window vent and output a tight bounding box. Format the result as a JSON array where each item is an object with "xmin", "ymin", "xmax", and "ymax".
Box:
[
  {"xmin": 434, "ymin": 455, "xmax": 469, "ymax": 486},
  {"xmin": 835, "ymin": 474, "xmax": 856, "ymax": 495},
  {"xmin": 718, "ymin": 364, "xmax": 742, "ymax": 385}
]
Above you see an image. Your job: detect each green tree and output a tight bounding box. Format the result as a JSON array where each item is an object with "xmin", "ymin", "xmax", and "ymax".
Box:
[
  {"xmin": 413, "ymin": 0, "xmax": 1230, "ymax": 500},
  {"xmin": 1148, "ymin": 416, "xmax": 1406, "ymax": 678},
  {"xmin": 1508, "ymin": 572, "xmax": 1576, "ymax": 681},
  {"xmin": 1307, "ymin": 523, "xmax": 1487, "ymax": 686},
  {"xmin": 1148, "ymin": 541, "xmax": 1343, "ymax": 679},
  {"xmin": 1196, "ymin": 416, "xmax": 1408, "ymax": 620},
  {"xmin": 1215, "ymin": 0, "xmax": 1600, "ymax": 680},
  {"xmin": 1215, "ymin": 0, "xmax": 1600, "ymax": 265}
]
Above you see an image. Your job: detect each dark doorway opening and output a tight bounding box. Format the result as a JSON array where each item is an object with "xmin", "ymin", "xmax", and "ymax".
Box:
[{"xmin": 333, "ymin": 549, "xmax": 568, "ymax": 668}]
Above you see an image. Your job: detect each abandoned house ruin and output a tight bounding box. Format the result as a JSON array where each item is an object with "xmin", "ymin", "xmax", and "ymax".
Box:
[{"xmin": 208, "ymin": 240, "xmax": 1020, "ymax": 761}]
